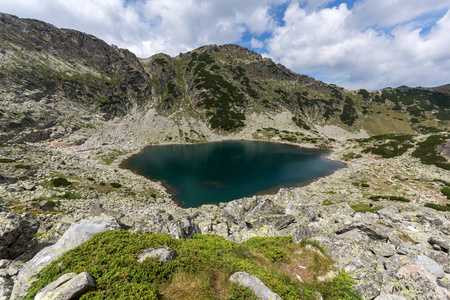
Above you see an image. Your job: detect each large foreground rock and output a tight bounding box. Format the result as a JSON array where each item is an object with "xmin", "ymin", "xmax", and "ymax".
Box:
[
  {"xmin": 0, "ymin": 212, "xmax": 39, "ymax": 259},
  {"xmin": 229, "ymin": 271, "xmax": 281, "ymax": 300},
  {"xmin": 35, "ymin": 272, "xmax": 95, "ymax": 300},
  {"xmin": 137, "ymin": 245, "xmax": 177, "ymax": 263},
  {"xmin": 10, "ymin": 215, "xmax": 120, "ymax": 299}
]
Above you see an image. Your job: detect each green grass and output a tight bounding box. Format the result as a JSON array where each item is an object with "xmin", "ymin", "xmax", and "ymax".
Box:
[
  {"xmin": 52, "ymin": 192, "xmax": 81, "ymax": 200},
  {"xmin": 369, "ymin": 195, "xmax": 411, "ymax": 203},
  {"xmin": 0, "ymin": 158, "xmax": 16, "ymax": 163},
  {"xmin": 15, "ymin": 164, "xmax": 31, "ymax": 169},
  {"xmin": 424, "ymin": 203, "xmax": 450, "ymax": 212},
  {"xmin": 342, "ymin": 152, "xmax": 362, "ymax": 161},
  {"xmin": 440, "ymin": 187, "xmax": 450, "ymax": 199},
  {"xmin": 350, "ymin": 204, "xmax": 383, "ymax": 213},
  {"xmin": 51, "ymin": 177, "xmax": 72, "ymax": 187},
  {"xmin": 362, "ymin": 141, "xmax": 414, "ymax": 158},
  {"xmin": 433, "ymin": 179, "xmax": 450, "ymax": 186},
  {"xmin": 412, "ymin": 134, "xmax": 450, "ymax": 170},
  {"xmin": 25, "ymin": 232, "xmax": 360, "ymax": 300}
]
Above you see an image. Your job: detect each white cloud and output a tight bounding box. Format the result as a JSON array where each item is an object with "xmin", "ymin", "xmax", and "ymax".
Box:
[
  {"xmin": 0, "ymin": 0, "xmax": 450, "ymax": 89},
  {"xmin": 266, "ymin": 1, "xmax": 450, "ymax": 89},
  {"xmin": 251, "ymin": 38, "xmax": 265, "ymax": 49},
  {"xmin": 352, "ymin": 0, "xmax": 450, "ymax": 28}
]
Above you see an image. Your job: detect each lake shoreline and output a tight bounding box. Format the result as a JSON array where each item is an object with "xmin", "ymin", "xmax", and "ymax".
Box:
[{"xmin": 119, "ymin": 140, "xmax": 346, "ymax": 208}]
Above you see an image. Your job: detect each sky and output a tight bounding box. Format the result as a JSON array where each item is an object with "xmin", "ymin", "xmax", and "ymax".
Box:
[{"xmin": 1, "ymin": 0, "xmax": 450, "ymax": 90}]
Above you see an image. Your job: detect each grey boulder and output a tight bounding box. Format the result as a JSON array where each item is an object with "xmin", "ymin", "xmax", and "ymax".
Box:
[
  {"xmin": 35, "ymin": 272, "xmax": 95, "ymax": 300},
  {"xmin": 229, "ymin": 271, "xmax": 281, "ymax": 300},
  {"xmin": 415, "ymin": 255, "xmax": 445, "ymax": 279},
  {"xmin": 138, "ymin": 245, "xmax": 177, "ymax": 263},
  {"xmin": 0, "ymin": 212, "xmax": 39, "ymax": 259},
  {"xmin": 0, "ymin": 276, "xmax": 13, "ymax": 300},
  {"xmin": 10, "ymin": 215, "xmax": 120, "ymax": 300}
]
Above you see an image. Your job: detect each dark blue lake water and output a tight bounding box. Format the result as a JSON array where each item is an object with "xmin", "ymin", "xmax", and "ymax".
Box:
[{"xmin": 123, "ymin": 141, "xmax": 344, "ymax": 207}]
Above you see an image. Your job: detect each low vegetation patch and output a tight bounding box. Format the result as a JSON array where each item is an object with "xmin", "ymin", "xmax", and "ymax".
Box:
[
  {"xmin": 15, "ymin": 164, "xmax": 31, "ymax": 169},
  {"xmin": 369, "ymin": 195, "xmax": 411, "ymax": 203},
  {"xmin": 25, "ymin": 231, "xmax": 361, "ymax": 300},
  {"xmin": 441, "ymin": 187, "xmax": 450, "ymax": 199},
  {"xmin": 424, "ymin": 203, "xmax": 450, "ymax": 212},
  {"xmin": 52, "ymin": 192, "xmax": 81, "ymax": 200},
  {"xmin": 362, "ymin": 140, "xmax": 414, "ymax": 158},
  {"xmin": 342, "ymin": 152, "xmax": 362, "ymax": 161},
  {"xmin": 0, "ymin": 158, "xmax": 16, "ymax": 163},
  {"xmin": 350, "ymin": 204, "xmax": 383, "ymax": 213},
  {"xmin": 110, "ymin": 182, "xmax": 122, "ymax": 188},
  {"xmin": 412, "ymin": 134, "xmax": 450, "ymax": 170},
  {"xmin": 51, "ymin": 177, "xmax": 72, "ymax": 187}
]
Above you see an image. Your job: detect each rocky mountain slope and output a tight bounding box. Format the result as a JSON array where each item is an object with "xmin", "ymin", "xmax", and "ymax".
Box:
[
  {"xmin": 1, "ymin": 12, "xmax": 450, "ymax": 300},
  {"xmin": 0, "ymin": 12, "xmax": 448, "ymax": 149}
]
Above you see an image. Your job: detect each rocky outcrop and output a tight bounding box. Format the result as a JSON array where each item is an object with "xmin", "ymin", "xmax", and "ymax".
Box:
[
  {"xmin": 0, "ymin": 276, "xmax": 13, "ymax": 300},
  {"xmin": 0, "ymin": 212, "xmax": 39, "ymax": 259},
  {"xmin": 10, "ymin": 215, "xmax": 120, "ymax": 300},
  {"xmin": 137, "ymin": 245, "xmax": 177, "ymax": 263},
  {"xmin": 229, "ymin": 271, "xmax": 281, "ymax": 300},
  {"xmin": 34, "ymin": 272, "xmax": 95, "ymax": 300}
]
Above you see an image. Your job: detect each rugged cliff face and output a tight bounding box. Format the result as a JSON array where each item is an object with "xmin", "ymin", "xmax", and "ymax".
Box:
[{"xmin": 1, "ymin": 12, "xmax": 448, "ymax": 146}]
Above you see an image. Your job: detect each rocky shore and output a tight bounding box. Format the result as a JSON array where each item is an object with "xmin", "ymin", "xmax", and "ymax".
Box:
[{"xmin": 0, "ymin": 134, "xmax": 449, "ymax": 299}]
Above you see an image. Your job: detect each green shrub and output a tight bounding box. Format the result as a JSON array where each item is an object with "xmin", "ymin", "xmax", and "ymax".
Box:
[
  {"xmin": 441, "ymin": 187, "xmax": 450, "ymax": 199},
  {"xmin": 25, "ymin": 232, "xmax": 304, "ymax": 300},
  {"xmin": 0, "ymin": 158, "xmax": 16, "ymax": 163},
  {"xmin": 412, "ymin": 135, "xmax": 450, "ymax": 170},
  {"xmin": 52, "ymin": 192, "xmax": 81, "ymax": 200},
  {"xmin": 301, "ymin": 269, "xmax": 362, "ymax": 300},
  {"xmin": 110, "ymin": 182, "xmax": 122, "ymax": 188},
  {"xmin": 51, "ymin": 177, "xmax": 72, "ymax": 187},
  {"xmin": 243, "ymin": 236, "xmax": 292, "ymax": 262},
  {"xmin": 342, "ymin": 152, "xmax": 363, "ymax": 161},
  {"xmin": 433, "ymin": 179, "xmax": 450, "ymax": 186},
  {"xmin": 424, "ymin": 203, "xmax": 450, "ymax": 212},
  {"xmin": 340, "ymin": 97, "xmax": 358, "ymax": 126},
  {"xmin": 369, "ymin": 195, "xmax": 410, "ymax": 202},
  {"xmin": 228, "ymin": 285, "xmax": 258, "ymax": 300},
  {"xmin": 87, "ymin": 177, "xmax": 95, "ymax": 182},
  {"xmin": 361, "ymin": 183, "xmax": 370, "ymax": 188},
  {"xmin": 15, "ymin": 164, "xmax": 31, "ymax": 169},
  {"xmin": 350, "ymin": 204, "xmax": 383, "ymax": 213}
]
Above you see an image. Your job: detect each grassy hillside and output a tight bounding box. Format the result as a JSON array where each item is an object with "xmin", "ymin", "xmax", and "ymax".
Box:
[{"xmin": 25, "ymin": 231, "xmax": 361, "ymax": 300}]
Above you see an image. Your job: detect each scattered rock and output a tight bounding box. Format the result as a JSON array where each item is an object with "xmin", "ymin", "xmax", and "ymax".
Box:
[
  {"xmin": 375, "ymin": 294, "xmax": 406, "ymax": 300},
  {"xmin": 35, "ymin": 272, "xmax": 95, "ymax": 300},
  {"xmin": 0, "ymin": 276, "xmax": 13, "ymax": 300},
  {"xmin": 382, "ymin": 264, "xmax": 450, "ymax": 299},
  {"xmin": 10, "ymin": 215, "xmax": 120, "ymax": 300},
  {"xmin": 369, "ymin": 241, "xmax": 396, "ymax": 258},
  {"xmin": 428, "ymin": 237, "xmax": 449, "ymax": 253},
  {"xmin": 0, "ymin": 212, "xmax": 39, "ymax": 259},
  {"xmin": 415, "ymin": 255, "xmax": 445, "ymax": 279},
  {"xmin": 168, "ymin": 217, "xmax": 200, "ymax": 239},
  {"xmin": 394, "ymin": 174, "xmax": 408, "ymax": 181},
  {"xmin": 38, "ymin": 200, "xmax": 54, "ymax": 212},
  {"xmin": 229, "ymin": 271, "xmax": 281, "ymax": 300},
  {"xmin": 137, "ymin": 245, "xmax": 177, "ymax": 263}
]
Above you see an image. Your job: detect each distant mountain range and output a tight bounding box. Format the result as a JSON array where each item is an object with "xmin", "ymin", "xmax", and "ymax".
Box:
[{"xmin": 0, "ymin": 12, "xmax": 448, "ymax": 145}]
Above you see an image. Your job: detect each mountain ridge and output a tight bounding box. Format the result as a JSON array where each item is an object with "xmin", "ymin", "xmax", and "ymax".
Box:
[{"xmin": 0, "ymin": 12, "xmax": 448, "ymax": 147}]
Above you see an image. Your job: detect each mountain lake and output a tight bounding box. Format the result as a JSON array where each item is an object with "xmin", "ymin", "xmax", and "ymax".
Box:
[{"xmin": 122, "ymin": 141, "xmax": 345, "ymax": 207}]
